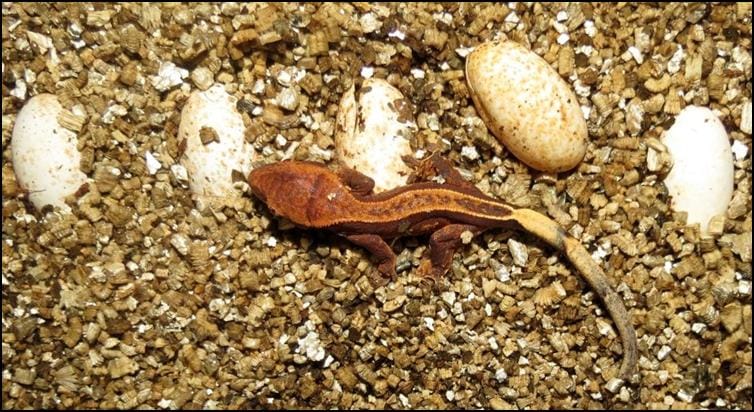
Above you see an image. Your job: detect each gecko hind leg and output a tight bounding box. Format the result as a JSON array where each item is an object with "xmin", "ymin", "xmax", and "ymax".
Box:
[
  {"xmin": 419, "ymin": 224, "xmax": 481, "ymax": 280},
  {"xmin": 412, "ymin": 152, "xmax": 487, "ymax": 197}
]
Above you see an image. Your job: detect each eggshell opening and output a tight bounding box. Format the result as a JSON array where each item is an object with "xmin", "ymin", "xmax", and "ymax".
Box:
[{"xmin": 334, "ymin": 78, "xmax": 416, "ymax": 192}]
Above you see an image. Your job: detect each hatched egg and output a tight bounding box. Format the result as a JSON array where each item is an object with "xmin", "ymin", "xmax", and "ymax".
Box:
[
  {"xmin": 662, "ymin": 106, "xmax": 734, "ymax": 234},
  {"xmin": 465, "ymin": 40, "xmax": 587, "ymax": 172},
  {"xmin": 335, "ymin": 78, "xmax": 416, "ymax": 192},
  {"xmin": 179, "ymin": 84, "xmax": 256, "ymax": 202},
  {"xmin": 11, "ymin": 94, "xmax": 88, "ymax": 211}
]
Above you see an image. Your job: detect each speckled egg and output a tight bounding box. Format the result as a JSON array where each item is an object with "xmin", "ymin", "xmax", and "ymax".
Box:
[
  {"xmin": 11, "ymin": 94, "xmax": 88, "ymax": 211},
  {"xmin": 179, "ymin": 84, "xmax": 256, "ymax": 201},
  {"xmin": 466, "ymin": 41, "xmax": 587, "ymax": 172},
  {"xmin": 335, "ymin": 78, "xmax": 416, "ymax": 192},
  {"xmin": 662, "ymin": 106, "xmax": 734, "ymax": 234}
]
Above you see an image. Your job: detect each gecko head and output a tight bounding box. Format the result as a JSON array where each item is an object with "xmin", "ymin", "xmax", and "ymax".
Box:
[{"xmin": 247, "ymin": 161, "xmax": 328, "ymax": 225}]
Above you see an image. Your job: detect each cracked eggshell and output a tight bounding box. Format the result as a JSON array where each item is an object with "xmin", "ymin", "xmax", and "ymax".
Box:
[
  {"xmin": 662, "ymin": 106, "xmax": 734, "ymax": 234},
  {"xmin": 466, "ymin": 41, "xmax": 587, "ymax": 172},
  {"xmin": 11, "ymin": 94, "xmax": 88, "ymax": 211},
  {"xmin": 335, "ymin": 78, "xmax": 416, "ymax": 192},
  {"xmin": 179, "ymin": 84, "xmax": 256, "ymax": 200}
]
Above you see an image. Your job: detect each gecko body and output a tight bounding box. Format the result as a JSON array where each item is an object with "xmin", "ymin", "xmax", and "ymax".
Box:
[{"xmin": 248, "ymin": 154, "xmax": 637, "ymax": 379}]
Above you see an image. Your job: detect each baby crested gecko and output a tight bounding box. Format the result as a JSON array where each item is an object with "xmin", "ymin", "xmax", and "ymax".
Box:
[{"xmin": 248, "ymin": 153, "xmax": 637, "ymax": 380}]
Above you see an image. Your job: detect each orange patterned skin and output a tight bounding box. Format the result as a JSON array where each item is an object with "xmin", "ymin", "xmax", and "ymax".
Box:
[{"xmin": 248, "ymin": 154, "xmax": 637, "ymax": 380}]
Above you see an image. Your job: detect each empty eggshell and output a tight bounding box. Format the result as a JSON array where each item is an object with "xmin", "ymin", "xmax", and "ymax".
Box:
[
  {"xmin": 335, "ymin": 78, "xmax": 416, "ymax": 192},
  {"xmin": 11, "ymin": 94, "xmax": 88, "ymax": 211},
  {"xmin": 466, "ymin": 41, "xmax": 587, "ymax": 172},
  {"xmin": 179, "ymin": 84, "xmax": 256, "ymax": 201},
  {"xmin": 662, "ymin": 106, "xmax": 734, "ymax": 234}
]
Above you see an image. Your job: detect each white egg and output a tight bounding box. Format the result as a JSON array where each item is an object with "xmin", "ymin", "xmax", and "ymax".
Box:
[
  {"xmin": 466, "ymin": 41, "xmax": 587, "ymax": 172},
  {"xmin": 663, "ymin": 106, "xmax": 734, "ymax": 234},
  {"xmin": 11, "ymin": 94, "xmax": 88, "ymax": 211},
  {"xmin": 179, "ymin": 84, "xmax": 256, "ymax": 201},
  {"xmin": 335, "ymin": 78, "xmax": 416, "ymax": 192}
]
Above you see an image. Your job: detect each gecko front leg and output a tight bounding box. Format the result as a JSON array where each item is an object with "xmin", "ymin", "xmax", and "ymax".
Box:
[
  {"xmin": 345, "ymin": 233, "xmax": 397, "ymax": 277},
  {"xmin": 337, "ymin": 166, "xmax": 375, "ymax": 197}
]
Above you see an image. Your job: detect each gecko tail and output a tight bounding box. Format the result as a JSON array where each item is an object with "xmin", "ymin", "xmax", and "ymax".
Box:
[{"xmin": 511, "ymin": 208, "xmax": 638, "ymax": 380}]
